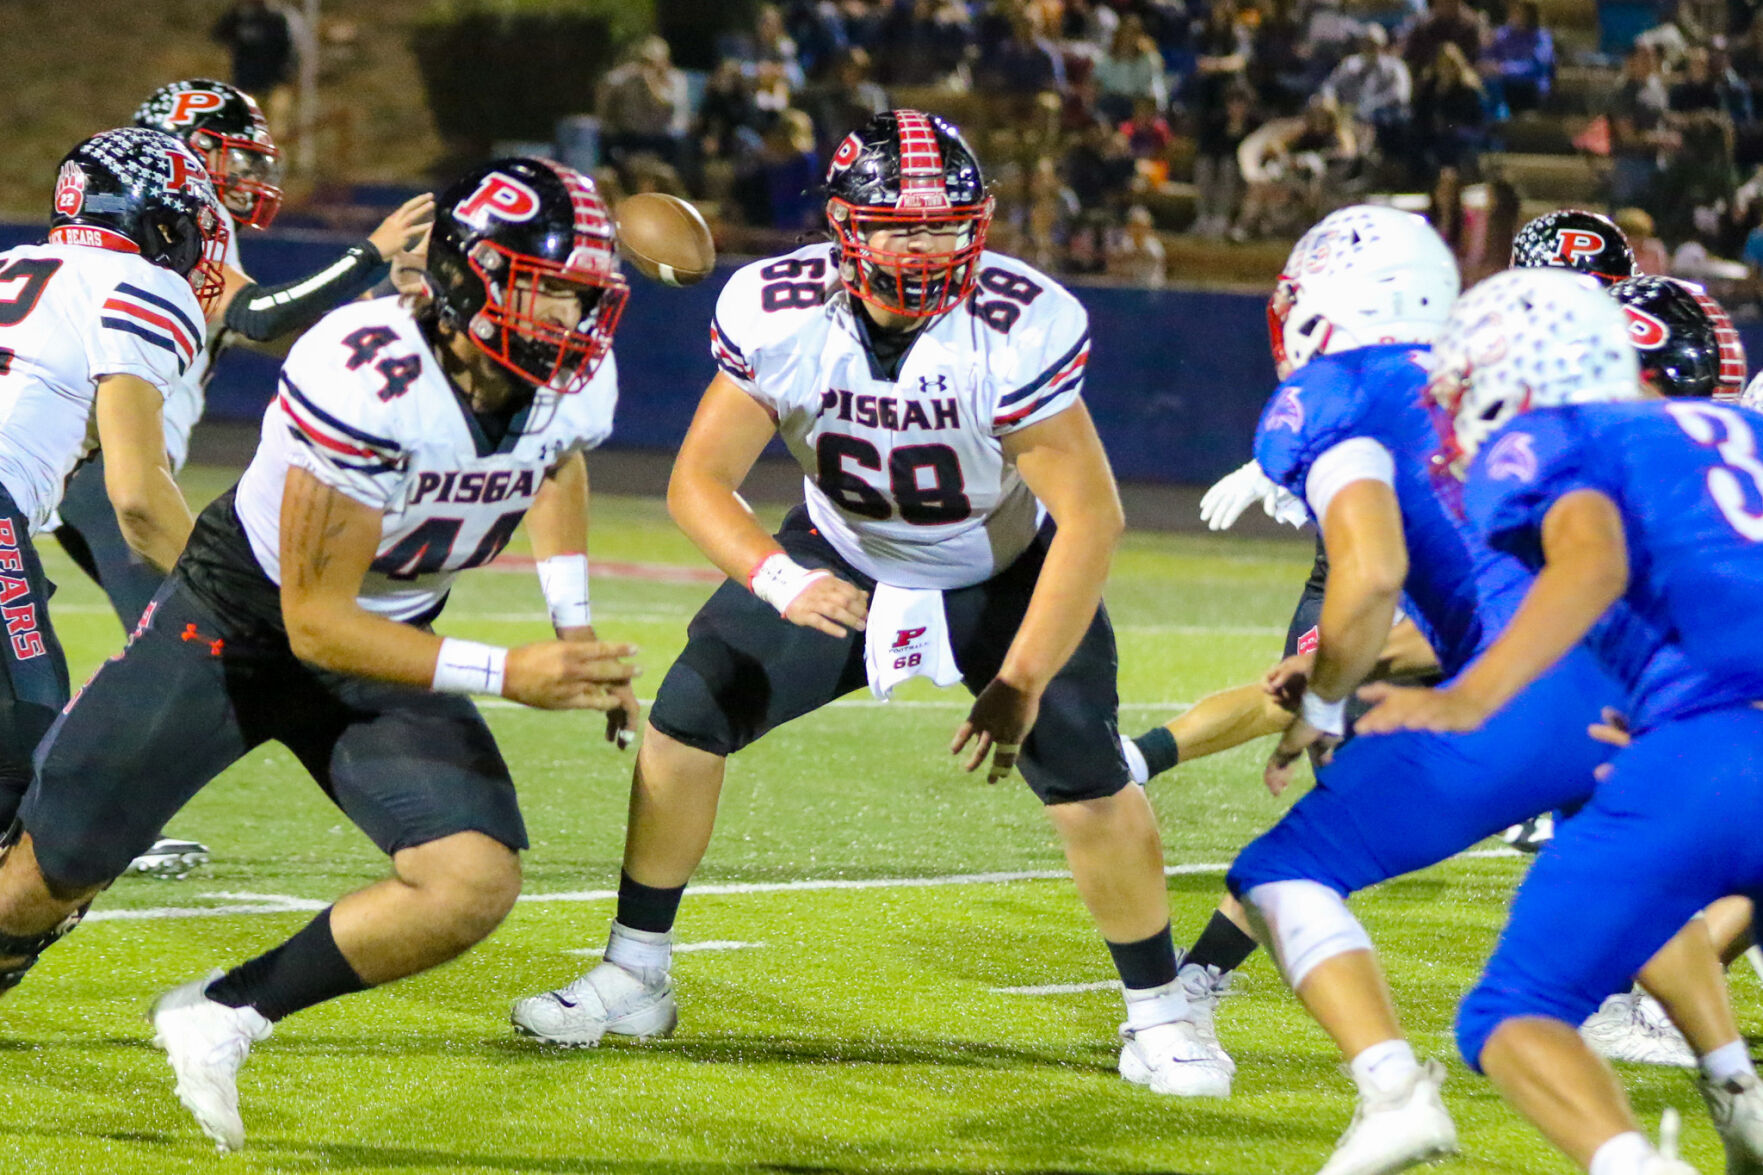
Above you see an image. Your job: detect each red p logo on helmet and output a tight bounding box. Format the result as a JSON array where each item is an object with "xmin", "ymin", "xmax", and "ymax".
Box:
[
  {"xmin": 1555, "ymin": 229, "xmax": 1606, "ymax": 264},
  {"xmin": 1623, "ymin": 305, "xmax": 1668, "ymax": 349},
  {"xmin": 164, "ymin": 150, "xmax": 202, "ymax": 194},
  {"xmin": 167, "ymin": 90, "xmax": 227, "ymax": 126},
  {"xmin": 455, "ymin": 174, "xmax": 540, "ymax": 229}
]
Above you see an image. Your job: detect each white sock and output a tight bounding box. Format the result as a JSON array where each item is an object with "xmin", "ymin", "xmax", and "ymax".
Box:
[
  {"xmin": 604, "ymin": 921, "xmax": 672, "ymax": 978},
  {"xmin": 1589, "ymin": 1131, "xmax": 1654, "ymax": 1175},
  {"xmin": 1123, "ymin": 977, "xmax": 1192, "ymax": 1032},
  {"xmin": 1349, "ymin": 1038, "xmax": 1419, "ymax": 1097},
  {"xmin": 1119, "ymin": 734, "xmax": 1149, "ymax": 786},
  {"xmin": 1701, "ymin": 1038, "xmax": 1756, "ymax": 1085}
]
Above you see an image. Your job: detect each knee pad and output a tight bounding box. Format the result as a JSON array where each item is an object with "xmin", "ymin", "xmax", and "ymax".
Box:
[{"xmin": 1243, "ymin": 879, "xmax": 1372, "ymax": 990}]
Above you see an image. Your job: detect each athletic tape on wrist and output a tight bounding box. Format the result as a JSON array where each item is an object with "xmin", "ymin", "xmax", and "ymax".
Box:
[
  {"xmin": 748, "ymin": 552, "xmax": 830, "ymax": 615},
  {"xmin": 432, "ymin": 638, "xmax": 509, "ymax": 696},
  {"xmin": 1300, "ymin": 691, "xmax": 1347, "ymax": 737},
  {"xmin": 537, "ymin": 553, "xmax": 592, "ymax": 629}
]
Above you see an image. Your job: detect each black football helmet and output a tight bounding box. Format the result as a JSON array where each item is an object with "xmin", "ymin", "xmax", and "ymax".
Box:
[
  {"xmin": 1510, "ymin": 210, "xmax": 1636, "ymax": 286},
  {"xmin": 1610, "ymin": 276, "xmax": 1746, "ymax": 400},
  {"xmin": 427, "ymin": 158, "xmax": 627, "ymax": 393},
  {"xmin": 135, "ymin": 79, "xmax": 283, "ymax": 228},
  {"xmin": 49, "ymin": 127, "xmax": 230, "ymax": 314},
  {"xmin": 824, "ymin": 109, "xmax": 993, "ymax": 318}
]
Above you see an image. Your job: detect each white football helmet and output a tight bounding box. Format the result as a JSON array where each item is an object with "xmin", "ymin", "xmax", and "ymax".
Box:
[
  {"xmin": 1741, "ymin": 370, "xmax": 1763, "ymax": 411},
  {"xmin": 1428, "ymin": 268, "xmax": 1641, "ymax": 475},
  {"xmin": 1269, "ymin": 205, "xmax": 1461, "ymax": 375}
]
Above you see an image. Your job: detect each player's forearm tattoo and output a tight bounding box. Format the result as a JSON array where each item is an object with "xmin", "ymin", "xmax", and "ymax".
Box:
[{"xmin": 290, "ymin": 490, "xmax": 343, "ymax": 586}]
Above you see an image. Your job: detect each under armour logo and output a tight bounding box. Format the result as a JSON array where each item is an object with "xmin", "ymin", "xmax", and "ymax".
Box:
[
  {"xmin": 918, "ymin": 375, "xmax": 949, "ymax": 395},
  {"xmin": 181, "ymin": 622, "xmax": 225, "ymax": 657}
]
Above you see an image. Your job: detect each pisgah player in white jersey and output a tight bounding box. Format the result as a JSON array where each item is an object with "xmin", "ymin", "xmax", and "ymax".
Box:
[
  {"xmin": 57, "ymin": 80, "xmax": 431, "ymax": 631},
  {"xmin": 0, "ymin": 126, "xmax": 228, "ymax": 828},
  {"xmin": 513, "ymin": 110, "xmax": 1232, "ymax": 1098},
  {"xmin": 0, "ymin": 159, "xmax": 638, "ymax": 1152},
  {"xmin": 57, "ymin": 81, "xmax": 435, "ymax": 881}
]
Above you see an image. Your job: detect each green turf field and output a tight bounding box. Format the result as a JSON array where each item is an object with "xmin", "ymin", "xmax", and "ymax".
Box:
[{"xmin": 0, "ymin": 466, "xmax": 1743, "ymax": 1174}]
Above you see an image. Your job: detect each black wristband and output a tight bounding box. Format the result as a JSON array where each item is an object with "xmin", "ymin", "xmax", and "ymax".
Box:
[{"xmin": 222, "ymin": 240, "xmax": 391, "ymax": 341}]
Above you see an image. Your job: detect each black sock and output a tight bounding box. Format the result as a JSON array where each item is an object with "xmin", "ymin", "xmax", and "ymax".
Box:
[
  {"xmin": 1131, "ymin": 726, "xmax": 1180, "ymax": 779},
  {"xmin": 206, "ymin": 907, "xmax": 367, "ymax": 1022},
  {"xmin": 615, "ymin": 870, "xmax": 685, "ymax": 934},
  {"xmin": 1185, "ymin": 909, "xmax": 1259, "ymax": 974},
  {"xmin": 1106, "ymin": 922, "xmax": 1179, "ymax": 990}
]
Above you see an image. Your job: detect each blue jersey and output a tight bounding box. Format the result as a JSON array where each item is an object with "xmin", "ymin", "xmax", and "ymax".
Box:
[
  {"xmin": 1253, "ymin": 344, "xmax": 1531, "ymax": 678},
  {"xmin": 1463, "ymin": 400, "xmax": 1763, "ymax": 730}
]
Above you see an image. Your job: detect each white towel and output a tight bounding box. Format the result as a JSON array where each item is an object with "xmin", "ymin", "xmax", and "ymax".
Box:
[{"xmin": 864, "ymin": 583, "xmax": 963, "ymax": 700}]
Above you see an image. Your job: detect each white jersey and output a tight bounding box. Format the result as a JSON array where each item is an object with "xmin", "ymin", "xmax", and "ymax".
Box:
[
  {"xmin": 163, "ymin": 206, "xmax": 241, "ymax": 471},
  {"xmin": 234, "ymin": 297, "xmax": 617, "ymax": 622},
  {"xmin": 0, "ymin": 242, "xmax": 204, "ymax": 532},
  {"xmin": 711, "ymin": 244, "xmax": 1090, "ymax": 590}
]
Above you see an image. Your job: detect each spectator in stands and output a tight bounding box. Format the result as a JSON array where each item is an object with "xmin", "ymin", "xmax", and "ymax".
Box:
[
  {"xmin": 1025, "ymin": 155, "xmax": 1080, "ymax": 270},
  {"xmin": 1414, "ymin": 41, "xmax": 1489, "ymax": 174},
  {"xmin": 1248, "ymin": 0, "xmax": 1311, "ymax": 114},
  {"xmin": 211, "ymin": 0, "xmax": 298, "ymax": 132},
  {"xmin": 1094, "ymin": 16, "xmax": 1169, "ymax": 123},
  {"xmin": 1120, "ymin": 96, "xmax": 1175, "ymax": 166},
  {"xmin": 1322, "ymin": 25, "xmax": 1413, "ymax": 138},
  {"xmin": 597, "ymin": 36, "xmax": 690, "ymax": 169},
  {"xmin": 1709, "ymin": 37, "xmax": 1758, "ymax": 127},
  {"xmin": 1610, "ymin": 42, "xmax": 1676, "ymax": 209},
  {"xmin": 1428, "ymin": 164, "xmax": 1466, "ymax": 255},
  {"xmin": 1305, "ymin": 0, "xmax": 1369, "ymax": 79},
  {"xmin": 1062, "ymin": 0, "xmax": 1122, "ymax": 53},
  {"xmin": 1191, "ymin": 0, "xmax": 1254, "ymax": 109},
  {"xmin": 802, "ymin": 48, "xmax": 889, "ymax": 164},
  {"xmin": 1672, "ymin": 45, "xmax": 1731, "ymax": 113},
  {"xmin": 754, "ymin": 4, "xmax": 808, "ymax": 87},
  {"xmin": 1480, "ymin": 0, "xmax": 1554, "ymax": 114},
  {"xmin": 1638, "ymin": 0, "xmax": 1705, "ymax": 72},
  {"xmin": 1402, "ymin": 0, "xmax": 1485, "ymax": 81},
  {"xmin": 1616, "ymin": 206, "xmax": 1674, "ymax": 272},
  {"xmin": 1194, "ymin": 79, "xmax": 1262, "ymax": 238},
  {"xmin": 1237, "ymin": 95, "xmax": 1361, "ymax": 236},
  {"xmin": 872, "ymin": 0, "xmax": 975, "ymax": 86},
  {"xmin": 758, "ymin": 109, "xmax": 822, "ymax": 230},
  {"xmin": 1109, "ymin": 204, "xmax": 1168, "ymax": 285},
  {"xmin": 974, "ymin": 10, "xmax": 1067, "ymax": 98},
  {"xmin": 783, "ymin": 0, "xmax": 850, "ymax": 81}
]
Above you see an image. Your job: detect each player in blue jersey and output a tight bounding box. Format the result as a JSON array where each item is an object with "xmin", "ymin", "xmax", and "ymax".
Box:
[
  {"xmin": 1357, "ymin": 266, "xmax": 1763, "ymax": 1175},
  {"xmin": 1213, "ymin": 206, "xmax": 1652, "ymax": 1175}
]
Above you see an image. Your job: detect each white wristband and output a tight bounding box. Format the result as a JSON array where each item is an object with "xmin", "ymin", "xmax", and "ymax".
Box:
[
  {"xmin": 537, "ymin": 553, "xmax": 592, "ymax": 630},
  {"xmin": 1301, "ymin": 691, "xmax": 1348, "ymax": 737},
  {"xmin": 432, "ymin": 637, "xmax": 509, "ymax": 696},
  {"xmin": 748, "ymin": 552, "xmax": 830, "ymax": 615}
]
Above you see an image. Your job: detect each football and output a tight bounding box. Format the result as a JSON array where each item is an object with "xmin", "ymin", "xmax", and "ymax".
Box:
[{"xmin": 613, "ymin": 192, "xmax": 716, "ymax": 287}]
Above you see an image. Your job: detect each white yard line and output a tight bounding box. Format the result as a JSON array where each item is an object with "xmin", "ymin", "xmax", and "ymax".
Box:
[{"xmin": 92, "ymin": 850, "xmax": 1519, "ymax": 925}]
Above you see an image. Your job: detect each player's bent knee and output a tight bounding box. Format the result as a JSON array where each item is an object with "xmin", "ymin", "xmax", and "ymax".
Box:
[
  {"xmin": 394, "ymin": 832, "xmax": 522, "ymax": 940},
  {"xmin": 1242, "ymin": 879, "xmax": 1371, "ymax": 989},
  {"xmin": 1455, "ymin": 987, "xmax": 1511, "ymax": 1074}
]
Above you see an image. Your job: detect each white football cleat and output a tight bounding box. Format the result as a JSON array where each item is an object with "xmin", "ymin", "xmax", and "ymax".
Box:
[
  {"xmin": 1581, "ymin": 990, "xmax": 1696, "ymax": 1069},
  {"xmin": 150, "ymin": 971, "xmax": 272, "ymax": 1153},
  {"xmin": 1316, "ymin": 1059, "xmax": 1458, "ymax": 1175},
  {"xmin": 125, "ymin": 837, "xmax": 211, "ymax": 880},
  {"xmin": 511, "ymin": 960, "xmax": 677, "ymax": 1046},
  {"xmin": 1118, "ymin": 1017, "xmax": 1233, "ymax": 1097},
  {"xmin": 1699, "ymin": 1070, "xmax": 1763, "ymax": 1174},
  {"xmin": 1177, "ymin": 962, "xmax": 1238, "ymax": 1077}
]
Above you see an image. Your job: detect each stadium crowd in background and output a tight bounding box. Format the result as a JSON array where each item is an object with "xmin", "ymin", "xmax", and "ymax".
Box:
[{"xmin": 519, "ymin": 0, "xmax": 1763, "ymax": 301}]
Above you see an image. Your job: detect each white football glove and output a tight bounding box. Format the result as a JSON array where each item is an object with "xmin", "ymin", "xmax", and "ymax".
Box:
[{"xmin": 1200, "ymin": 460, "xmax": 1308, "ymax": 531}]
